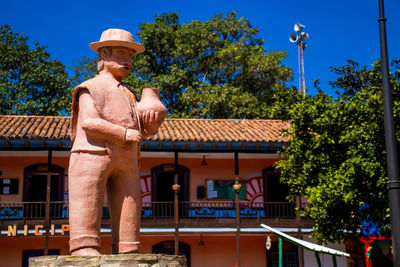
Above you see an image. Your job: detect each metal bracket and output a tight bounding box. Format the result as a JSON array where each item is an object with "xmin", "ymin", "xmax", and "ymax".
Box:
[{"xmin": 387, "ymin": 180, "xmax": 400, "ymax": 190}]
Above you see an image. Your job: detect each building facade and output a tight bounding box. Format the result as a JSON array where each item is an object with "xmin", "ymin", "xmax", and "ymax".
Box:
[{"xmin": 0, "ymin": 115, "xmax": 350, "ymax": 267}]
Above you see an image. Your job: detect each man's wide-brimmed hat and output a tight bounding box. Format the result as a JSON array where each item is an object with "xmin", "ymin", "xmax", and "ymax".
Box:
[{"xmin": 89, "ymin": 28, "xmax": 145, "ymax": 54}]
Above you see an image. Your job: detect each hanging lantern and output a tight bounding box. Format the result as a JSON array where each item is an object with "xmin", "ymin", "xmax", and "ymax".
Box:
[{"xmin": 266, "ymin": 236, "xmax": 271, "ymax": 251}]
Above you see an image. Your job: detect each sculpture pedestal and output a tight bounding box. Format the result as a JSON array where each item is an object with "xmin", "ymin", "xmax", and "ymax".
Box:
[{"xmin": 29, "ymin": 253, "xmax": 187, "ymax": 267}]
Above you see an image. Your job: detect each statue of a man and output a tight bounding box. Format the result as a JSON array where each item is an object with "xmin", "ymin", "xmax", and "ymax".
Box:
[{"xmin": 68, "ymin": 29, "xmax": 164, "ymax": 256}]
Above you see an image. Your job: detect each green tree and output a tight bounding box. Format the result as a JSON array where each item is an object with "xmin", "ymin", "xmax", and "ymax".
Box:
[
  {"xmin": 73, "ymin": 12, "xmax": 292, "ymax": 118},
  {"xmin": 271, "ymin": 59, "xmax": 400, "ymax": 243},
  {"xmin": 0, "ymin": 25, "xmax": 71, "ymax": 115},
  {"xmin": 70, "ymin": 56, "xmax": 97, "ymax": 88}
]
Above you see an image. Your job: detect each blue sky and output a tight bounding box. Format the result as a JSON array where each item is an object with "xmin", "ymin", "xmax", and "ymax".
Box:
[{"xmin": 1, "ymin": 0, "xmax": 399, "ymax": 96}]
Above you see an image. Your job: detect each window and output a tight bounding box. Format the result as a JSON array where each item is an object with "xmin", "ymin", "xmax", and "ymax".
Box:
[{"xmin": 0, "ymin": 178, "xmax": 18, "ymax": 194}]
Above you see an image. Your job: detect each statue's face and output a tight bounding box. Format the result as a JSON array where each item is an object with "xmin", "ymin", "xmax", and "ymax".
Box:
[{"xmin": 103, "ymin": 47, "xmax": 134, "ymax": 79}]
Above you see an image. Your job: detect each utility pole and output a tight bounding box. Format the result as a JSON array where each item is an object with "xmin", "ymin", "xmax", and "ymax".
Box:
[
  {"xmin": 233, "ymin": 152, "xmax": 241, "ymax": 266},
  {"xmin": 44, "ymin": 149, "xmax": 52, "ymax": 255},
  {"xmin": 378, "ymin": 0, "xmax": 400, "ymax": 265},
  {"xmin": 173, "ymin": 152, "xmax": 180, "ymax": 255}
]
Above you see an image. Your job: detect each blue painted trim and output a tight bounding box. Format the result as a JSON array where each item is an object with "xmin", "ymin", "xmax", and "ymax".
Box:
[{"xmin": 0, "ymin": 138, "xmax": 288, "ymax": 152}]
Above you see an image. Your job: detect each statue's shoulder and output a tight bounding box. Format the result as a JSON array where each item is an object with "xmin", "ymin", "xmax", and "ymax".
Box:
[
  {"xmin": 76, "ymin": 75, "xmax": 104, "ymax": 90},
  {"xmin": 72, "ymin": 76, "xmax": 103, "ymax": 104},
  {"xmin": 74, "ymin": 76, "xmax": 113, "ymax": 99}
]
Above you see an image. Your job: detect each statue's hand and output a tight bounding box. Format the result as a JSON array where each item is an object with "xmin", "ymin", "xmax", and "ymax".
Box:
[
  {"xmin": 141, "ymin": 110, "xmax": 165, "ymax": 135},
  {"xmin": 125, "ymin": 129, "xmax": 142, "ymax": 142}
]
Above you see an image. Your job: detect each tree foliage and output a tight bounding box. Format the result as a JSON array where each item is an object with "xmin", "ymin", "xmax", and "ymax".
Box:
[
  {"xmin": 272, "ymin": 59, "xmax": 400, "ymax": 243},
  {"xmin": 0, "ymin": 25, "xmax": 71, "ymax": 115},
  {"xmin": 74, "ymin": 12, "xmax": 292, "ymax": 118}
]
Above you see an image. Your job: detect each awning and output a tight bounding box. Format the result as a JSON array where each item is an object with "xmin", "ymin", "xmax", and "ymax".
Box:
[{"xmin": 260, "ymin": 224, "xmax": 350, "ymax": 257}]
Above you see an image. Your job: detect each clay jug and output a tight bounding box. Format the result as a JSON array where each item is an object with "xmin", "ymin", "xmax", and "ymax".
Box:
[
  {"xmin": 137, "ymin": 88, "xmax": 167, "ymax": 116},
  {"xmin": 137, "ymin": 88, "xmax": 167, "ymax": 134}
]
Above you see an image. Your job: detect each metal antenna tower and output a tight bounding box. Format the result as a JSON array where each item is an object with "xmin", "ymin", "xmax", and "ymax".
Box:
[{"xmin": 289, "ymin": 23, "xmax": 309, "ymax": 96}]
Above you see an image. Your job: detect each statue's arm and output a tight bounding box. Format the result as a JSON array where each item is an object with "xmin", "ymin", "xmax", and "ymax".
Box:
[{"xmin": 79, "ymin": 90, "xmax": 141, "ymax": 143}]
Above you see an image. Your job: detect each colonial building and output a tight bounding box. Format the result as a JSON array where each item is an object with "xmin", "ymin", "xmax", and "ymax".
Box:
[{"xmin": 0, "ymin": 115, "xmax": 349, "ymax": 267}]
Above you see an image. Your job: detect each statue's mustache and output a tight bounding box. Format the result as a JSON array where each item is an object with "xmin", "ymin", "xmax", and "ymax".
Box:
[{"xmin": 118, "ymin": 64, "xmax": 131, "ymax": 70}]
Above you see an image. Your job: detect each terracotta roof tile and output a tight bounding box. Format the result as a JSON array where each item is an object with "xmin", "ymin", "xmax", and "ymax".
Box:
[{"xmin": 0, "ymin": 115, "xmax": 289, "ymax": 143}]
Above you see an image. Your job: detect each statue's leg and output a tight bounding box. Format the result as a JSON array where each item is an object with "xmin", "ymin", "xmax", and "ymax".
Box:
[
  {"xmin": 68, "ymin": 152, "xmax": 111, "ymax": 255},
  {"xmin": 107, "ymin": 153, "xmax": 141, "ymax": 254}
]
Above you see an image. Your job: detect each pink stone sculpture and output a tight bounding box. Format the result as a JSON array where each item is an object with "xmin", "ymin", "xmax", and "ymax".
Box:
[{"xmin": 68, "ymin": 28, "xmax": 166, "ymax": 256}]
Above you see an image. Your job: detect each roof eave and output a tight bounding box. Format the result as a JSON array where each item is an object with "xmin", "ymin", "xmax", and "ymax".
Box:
[{"xmin": 0, "ymin": 138, "xmax": 288, "ymax": 153}]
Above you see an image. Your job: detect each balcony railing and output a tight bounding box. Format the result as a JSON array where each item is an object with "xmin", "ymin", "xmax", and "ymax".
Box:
[
  {"xmin": 0, "ymin": 201, "xmax": 68, "ymax": 219},
  {"xmin": 0, "ymin": 201, "xmax": 296, "ymax": 220},
  {"xmin": 142, "ymin": 201, "xmax": 296, "ymax": 219}
]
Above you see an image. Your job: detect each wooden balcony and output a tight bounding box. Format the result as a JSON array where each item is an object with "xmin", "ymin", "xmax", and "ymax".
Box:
[{"xmin": 0, "ymin": 201, "xmax": 312, "ymax": 230}]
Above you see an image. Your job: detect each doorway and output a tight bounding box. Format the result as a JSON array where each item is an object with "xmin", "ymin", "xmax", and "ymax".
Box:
[
  {"xmin": 151, "ymin": 165, "xmax": 189, "ymax": 217},
  {"xmin": 263, "ymin": 167, "xmax": 289, "ymax": 202},
  {"xmin": 23, "ymin": 164, "xmax": 64, "ymax": 218},
  {"xmin": 267, "ymin": 240, "xmax": 298, "ymax": 267},
  {"xmin": 263, "ymin": 167, "xmax": 293, "ymax": 218}
]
